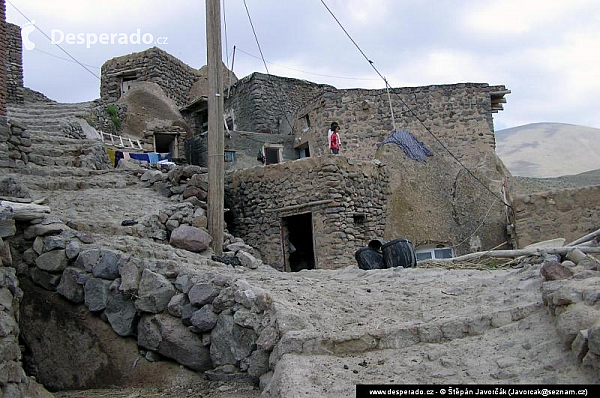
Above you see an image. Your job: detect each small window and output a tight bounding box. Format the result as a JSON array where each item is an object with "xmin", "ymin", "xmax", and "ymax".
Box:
[
  {"xmin": 353, "ymin": 213, "xmax": 365, "ymax": 224},
  {"xmin": 300, "ymin": 115, "xmax": 311, "ymax": 133},
  {"xmin": 265, "ymin": 147, "xmax": 280, "ymax": 165},
  {"xmin": 226, "ymin": 117, "xmax": 234, "ymax": 131},
  {"xmin": 224, "ymin": 150, "xmax": 235, "ymax": 163},
  {"xmin": 416, "ymin": 252, "xmax": 432, "ymax": 261},
  {"xmin": 415, "ymin": 246, "xmax": 454, "ymax": 261},
  {"xmin": 434, "ymin": 248, "xmax": 453, "ymax": 259}
]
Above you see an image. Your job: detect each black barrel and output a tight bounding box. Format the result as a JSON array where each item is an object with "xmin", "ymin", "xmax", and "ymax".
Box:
[
  {"xmin": 355, "ymin": 247, "xmax": 386, "ymax": 270},
  {"xmin": 382, "ymin": 238, "xmax": 416, "ymax": 268}
]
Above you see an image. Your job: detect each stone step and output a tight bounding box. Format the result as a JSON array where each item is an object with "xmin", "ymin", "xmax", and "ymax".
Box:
[{"xmin": 273, "ymin": 301, "xmax": 543, "ymax": 360}]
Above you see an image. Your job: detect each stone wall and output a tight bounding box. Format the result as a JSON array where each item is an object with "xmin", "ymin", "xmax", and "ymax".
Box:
[
  {"xmin": 100, "ymin": 47, "xmax": 201, "ymax": 107},
  {"xmin": 513, "ymin": 185, "xmax": 600, "ymax": 248},
  {"xmin": 290, "ymin": 83, "xmax": 512, "ymax": 254},
  {"xmin": 6, "ymin": 23, "xmax": 23, "ymax": 104},
  {"xmin": 226, "ymin": 156, "xmax": 389, "ymax": 269},
  {"xmin": 0, "ymin": 0, "xmax": 7, "ymax": 118},
  {"xmin": 0, "ymin": 121, "xmax": 31, "ymax": 168},
  {"xmin": 225, "ymin": 73, "xmax": 332, "ymax": 135}
]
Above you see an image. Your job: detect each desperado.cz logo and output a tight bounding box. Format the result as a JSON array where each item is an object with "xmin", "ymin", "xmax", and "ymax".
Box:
[
  {"xmin": 21, "ymin": 20, "xmax": 36, "ymax": 50},
  {"xmin": 50, "ymin": 29, "xmax": 168, "ymax": 48},
  {"xmin": 20, "ymin": 22, "xmax": 168, "ymax": 50}
]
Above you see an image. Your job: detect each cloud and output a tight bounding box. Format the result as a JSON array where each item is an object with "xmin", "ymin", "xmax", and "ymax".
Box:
[{"xmin": 465, "ymin": 0, "xmax": 593, "ymax": 35}]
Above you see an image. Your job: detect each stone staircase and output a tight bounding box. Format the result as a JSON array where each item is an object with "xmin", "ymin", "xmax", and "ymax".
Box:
[
  {"xmin": 4, "ymin": 101, "xmax": 112, "ymax": 174},
  {"xmin": 7, "ymin": 101, "xmax": 96, "ymax": 137}
]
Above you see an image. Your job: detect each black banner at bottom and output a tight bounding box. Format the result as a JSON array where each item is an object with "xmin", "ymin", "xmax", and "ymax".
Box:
[{"xmin": 356, "ymin": 385, "xmax": 597, "ymax": 398}]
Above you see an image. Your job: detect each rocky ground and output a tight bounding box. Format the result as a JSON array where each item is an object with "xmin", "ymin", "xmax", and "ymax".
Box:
[{"xmin": 2, "ymin": 110, "xmax": 599, "ymax": 397}]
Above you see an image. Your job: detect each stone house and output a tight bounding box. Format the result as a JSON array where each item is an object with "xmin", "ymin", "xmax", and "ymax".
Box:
[
  {"xmin": 219, "ymin": 73, "xmax": 512, "ymax": 262},
  {"xmin": 101, "ymin": 48, "xmax": 513, "ymax": 268}
]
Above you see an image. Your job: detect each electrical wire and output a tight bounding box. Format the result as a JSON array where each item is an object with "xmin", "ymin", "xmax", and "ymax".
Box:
[
  {"xmin": 242, "ymin": 0, "xmax": 294, "ymax": 133},
  {"xmin": 319, "ymin": 0, "xmax": 512, "ymax": 209},
  {"xmin": 242, "ymin": 0, "xmax": 269, "ymax": 74},
  {"xmin": 235, "ymin": 47, "xmax": 379, "ymax": 82},
  {"xmin": 33, "ymin": 48, "xmax": 100, "ymax": 69},
  {"xmin": 7, "ymin": 0, "xmax": 101, "ymax": 81}
]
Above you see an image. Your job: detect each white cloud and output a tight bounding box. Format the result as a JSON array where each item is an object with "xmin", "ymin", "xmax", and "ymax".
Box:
[{"xmin": 466, "ymin": 0, "xmax": 594, "ymax": 34}]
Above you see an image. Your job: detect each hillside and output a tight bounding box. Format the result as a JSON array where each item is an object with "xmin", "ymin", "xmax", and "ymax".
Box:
[
  {"xmin": 495, "ymin": 123, "xmax": 600, "ymax": 178},
  {"xmin": 511, "ymin": 168, "xmax": 600, "ymax": 195}
]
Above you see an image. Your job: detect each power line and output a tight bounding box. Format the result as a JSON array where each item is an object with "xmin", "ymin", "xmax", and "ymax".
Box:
[
  {"xmin": 7, "ymin": 0, "xmax": 101, "ymax": 81},
  {"xmin": 242, "ymin": 0, "xmax": 269, "ymax": 74},
  {"xmin": 319, "ymin": 0, "xmax": 512, "ymax": 209},
  {"xmin": 235, "ymin": 47, "xmax": 379, "ymax": 82},
  {"xmin": 34, "ymin": 48, "xmax": 100, "ymax": 69},
  {"xmin": 242, "ymin": 0, "xmax": 294, "ymax": 134}
]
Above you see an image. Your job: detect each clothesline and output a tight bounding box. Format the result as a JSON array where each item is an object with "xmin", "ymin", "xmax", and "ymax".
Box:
[{"xmin": 105, "ymin": 149, "xmax": 171, "ymax": 168}]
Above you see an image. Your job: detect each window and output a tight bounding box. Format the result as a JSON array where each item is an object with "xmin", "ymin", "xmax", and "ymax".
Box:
[
  {"xmin": 415, "ymin": 245, "xmax": 455, "ymax": 261},
  {"xmin": 224, "ymin": 150, "xmax": 235, "ymax": 163},
  {"xmin": 300, "ymin": 114, "xmax": 311, "ymax": 133}
]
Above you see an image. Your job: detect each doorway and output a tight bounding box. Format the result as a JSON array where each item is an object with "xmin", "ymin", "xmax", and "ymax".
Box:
[
  {"xmin": 281, "ymin": 212, "xmax": 316, "ymax": 272},
  {"xmin": 154, "ymin": 133, "xmax": 178, "ymax": 157}
]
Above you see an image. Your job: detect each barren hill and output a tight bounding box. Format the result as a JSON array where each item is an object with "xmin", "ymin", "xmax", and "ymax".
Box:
[{"xmin": 495, "ymin": 123, "xmax": 600, "ymax": 178}]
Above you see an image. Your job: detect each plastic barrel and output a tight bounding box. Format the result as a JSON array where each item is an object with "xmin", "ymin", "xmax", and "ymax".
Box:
[
  {"xmin": 354, "ymin": 247, "xmax": 386, "ymax": 270},
  {"xmin": 382, "ymin": 238, "xmax": 417, "ymax": 268}
]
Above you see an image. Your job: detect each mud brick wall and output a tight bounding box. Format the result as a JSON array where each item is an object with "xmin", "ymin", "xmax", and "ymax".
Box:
[
  {"xmin": 513, "ymin": 185, "xmax": 600, "ymax": 247},
  {"xmin": 225, "ymin": 73, "xmax": 332, "ymax": 135},
  {"xmin": 5, "ymin": 23, "xmax": 23, "ymax": 104},
  {"xmin": 101, "ymin": 47, "xmax": 201, "ymax": 107},
  {"xmin": 0, "ymin": 0, "xmax": 7, "ymax": 118},
  {"xmin": 226, "ymin": 156, "xmax": 389, "ymax": 269}
]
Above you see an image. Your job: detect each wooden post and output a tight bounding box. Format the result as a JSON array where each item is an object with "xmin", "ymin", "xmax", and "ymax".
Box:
[{"xmin": 206, "ymin": 0, "xmax": 224, "ymax": 255}]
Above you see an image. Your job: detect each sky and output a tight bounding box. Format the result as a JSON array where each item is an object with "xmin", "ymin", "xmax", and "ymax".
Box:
[{"xmin": 6, "ymin": 0, "xmax": 600, "ymax": 131}]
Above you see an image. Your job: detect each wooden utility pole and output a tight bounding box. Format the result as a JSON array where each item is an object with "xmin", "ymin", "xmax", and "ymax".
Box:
[{"xmin": 206, "ymin": 0, "xmax": 224, "ymax": 255}]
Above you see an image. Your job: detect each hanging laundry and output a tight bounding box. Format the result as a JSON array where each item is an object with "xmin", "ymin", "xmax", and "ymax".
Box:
[
  {"xmin": 129, "ymin": 153, "xmax": 150, "ymax": 162},
  {"xmin": 376, "ymin": 129, "xmax": 433, "ymax": 162},
  {"xmin": 148, "ymin": 153, "xmax": 160, "ymax": 164},
  {"xmin": 105, "ymin": 149, "xmax": 116, "ymax": 167}
]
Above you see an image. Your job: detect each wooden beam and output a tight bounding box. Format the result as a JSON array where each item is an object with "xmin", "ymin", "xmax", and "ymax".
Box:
[
  {"xmin": 265, "ymin": 199, "xmax": 334, "ymax": 213},
  {"xmin": 206, "ymin": 0, "xmax": 225, "ymax": 256},
  {"xmin": 433, "ymin": 246, "xmax": 600, "ymax": 263}
]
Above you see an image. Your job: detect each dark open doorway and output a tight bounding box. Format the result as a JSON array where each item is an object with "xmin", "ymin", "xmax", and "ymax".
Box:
[{"xmin": 281, "ymin": 212, "xmax": 316, "ymax": 272}]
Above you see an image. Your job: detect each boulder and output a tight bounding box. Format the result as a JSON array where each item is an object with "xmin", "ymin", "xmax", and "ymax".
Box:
[
  {"xmin": 588, "ymin": 322, "xmax": 600, "ymax": 355},
  {"xmin": 167, "ymin": 293, "xmax": 189, "ymax": 318},
  {"xmin": 210, "ymin": 313, "xmax": 258, "ymax": 367},
  {"xmin": 237, "ymin": 250, "xmax": 261, "ymax": 269},
  {"xmin": 135, "ymin": 269, "xmax": 176, "ymax": 313},
  {"xmin": 138, "ymin": 313, "xmax": 212, "ymax": 371},
  {"xmin": 65, "ymin": 240, "xmax": 81, "ymax": 260},
  {"xmin": 56, "ymin": 267, "xmax": 86, "ymax": 303},
  {"xmin": 30, "ymin": 267, "xmax": 61, "ymax": 291},
  {"xmin": 75, "ymin": 249, "xmax": 101, "ymax": 272},
  {"xmin": 43, "ymin": 235, "xmax": 66, "ymax": 252},
  {"xmin": 541, "ymin": 261, "xmax": 574, "ymax": 281},
  {"xmin": 118, "ymin": 257, "xmax": 142, "ymax": 293},
  {"xmin": 247, "ymin": 349, "xmax": 270, "ymax": 378},
  {"xmin": 169, "ymin": 226, "xmax": 212, "ymax": 252},
  {"xmin": 188, "ymin": 283, "xmax": 219, "ymax": 306},
  {"xmin": 556, "ymin": 302, "xmax": 600, "ymax": 347},
  {"xmin": 84, "ymin": 277, "xmax": 112, "ymax": 312},
  {"xmin": 105, "ymin": 291, "xmax": 137, "ymax": 336},
  {"xmin": 212, "ymin": 287, "xmax": 236, "ymax": 313},
  {"xmin": 92, "ymin": 250, "xmax": 120, "ymax": 280},
  {"xmin": 35, "ymin": 250, "xmax": 68, "ymax": 273},
  {"xmin": 190, "ymin": 305, "xmax": 218, "ymax": 332}
]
